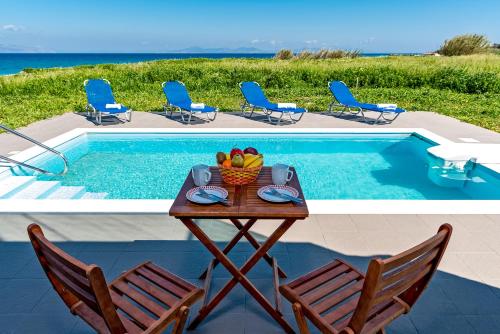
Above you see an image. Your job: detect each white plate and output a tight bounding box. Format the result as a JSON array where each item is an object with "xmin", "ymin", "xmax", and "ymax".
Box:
[
  {"xmin": 186, "ymin": 186, "xmax": 229, "ymax": 204},
  {"xmin": 257, "ymin": 185, "xmax": 300, "ymax": 203}
]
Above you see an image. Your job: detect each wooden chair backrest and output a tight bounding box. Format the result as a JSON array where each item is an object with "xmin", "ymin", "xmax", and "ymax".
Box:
[
  {"xmin": 348, "ymin": 224, "xmax": 452, "ymax": 333},
  {"xmin": 27, "ymin": 224, "xmax": 126, "ymax": 334}
]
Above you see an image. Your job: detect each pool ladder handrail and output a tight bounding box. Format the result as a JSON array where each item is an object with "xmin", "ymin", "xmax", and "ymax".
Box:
[{"xmin": 0, "ymin": 124, "xmax": 68, "ymax": 176}]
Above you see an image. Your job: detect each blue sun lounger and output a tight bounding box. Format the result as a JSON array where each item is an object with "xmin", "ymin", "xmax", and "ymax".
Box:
[
  {"xmin": 239, "ymin": 81, "xmax": 307, "ymax": 125},
  {"xmin": 328, "ymin": 81, "xmax": 406, "ymax": 124},
  {"xmin": 162, "ymin": 81, "xmax": 218, "ymax": 124},
  {"xmin": 84, "ymin": 79, "xmax": 132, "ymax": 125}
]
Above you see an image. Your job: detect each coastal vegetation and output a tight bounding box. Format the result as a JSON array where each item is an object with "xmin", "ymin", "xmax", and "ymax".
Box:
[
  {"xmin": 0, "ymin": 54, "xmax": 499, "ymax": 131},
  {"xmin": 275, "ymin": 49, "xmax": 360, "ymax": 60},
  {"xmin": 437, "ymin": 34, "xmax": 492, "ymax": 56}
]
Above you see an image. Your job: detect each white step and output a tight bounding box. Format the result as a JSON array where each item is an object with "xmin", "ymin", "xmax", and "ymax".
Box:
[
  {"xmin": 81, "ymin": 192, "xmax": 108, "ymax": 199},
  {"xmin": 45, "ymin": 186, "xmax": 86, "ymax": 199},
  {"xmin": 0, "ymin": 176, "xmax": 36, "ymax": 198},
  {"xmin": 9, "ymin": 181, "xmax": 61, "ymax": 199}
]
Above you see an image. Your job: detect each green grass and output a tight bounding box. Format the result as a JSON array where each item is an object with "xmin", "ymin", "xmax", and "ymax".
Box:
[{"xmin": 0, "ymin": 54, "xmax": 499, "ymax": 131}]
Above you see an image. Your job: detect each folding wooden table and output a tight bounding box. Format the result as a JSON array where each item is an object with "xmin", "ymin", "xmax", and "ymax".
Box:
[{"xmin": 169, "ymin": 166, "xmax": 309, "ymax": 333}]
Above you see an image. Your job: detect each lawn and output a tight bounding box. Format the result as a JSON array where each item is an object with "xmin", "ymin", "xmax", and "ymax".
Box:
[{"xmin": 0, "ymin": 54, "xmax": 499, "ymax": 131}]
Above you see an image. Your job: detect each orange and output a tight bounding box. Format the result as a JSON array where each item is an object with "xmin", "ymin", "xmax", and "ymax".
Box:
[{"xmin": 222, "ymin": 159, "xmax": 232, "ymax": 168}]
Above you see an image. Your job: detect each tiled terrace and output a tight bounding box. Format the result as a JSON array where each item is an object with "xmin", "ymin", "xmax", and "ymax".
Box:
[{"xmin": 0, "ymin": 214, "xmax": 499, "ymax": 333}]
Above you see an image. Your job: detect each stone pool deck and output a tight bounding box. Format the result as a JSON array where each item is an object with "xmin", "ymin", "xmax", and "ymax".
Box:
[
  {"xmin": 0, "ymin": 214, "xmax": 500, "ymax": 333},
  {"xmin": 1, "ymin": 110, "xmax": 499, "ymax": 155}
]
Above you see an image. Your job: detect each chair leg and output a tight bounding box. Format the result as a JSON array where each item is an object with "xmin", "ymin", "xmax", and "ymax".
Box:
[
  {"xmin": 172, "ymin": 306, "xmax": 190, "ymax": 334},
  {"xmin": 292, "ymin": 303, "xmax": 310, "ymax": 334}
]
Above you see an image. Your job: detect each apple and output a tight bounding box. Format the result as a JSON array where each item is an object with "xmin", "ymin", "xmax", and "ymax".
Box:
[
  {"xmin": 244, "ymin": 147, "xmax": 258, "ymax": 155},
  {"xmin": 230, "ymin": 148, "xmax": 244, "ymax": 159},
  {"xmin": 231, "ymin": 154, "xmax": 245, "ymax": 168}
]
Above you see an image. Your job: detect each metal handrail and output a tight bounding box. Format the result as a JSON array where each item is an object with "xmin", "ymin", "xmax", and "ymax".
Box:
[{"xmin": 0, "ymin": 124, "xmax": 68, "ymax": 176}]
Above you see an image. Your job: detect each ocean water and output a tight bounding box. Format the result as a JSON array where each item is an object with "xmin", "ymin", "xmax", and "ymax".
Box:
[
  {"xmin": 16, "ymin": 133, "xmax": 499, "ymax": 200},
  {"xmin": 0, "ymin": 53, "xmax": 275, "ymax": 75},
  {"xmin": 0, "ymin": 52, "xmax": 410, "ymax": 75}
]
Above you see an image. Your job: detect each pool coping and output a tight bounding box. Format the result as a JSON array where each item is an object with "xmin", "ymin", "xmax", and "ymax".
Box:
[{"xmin": 1, "ymin": 127, "xmax": 499, "ymax": 214}]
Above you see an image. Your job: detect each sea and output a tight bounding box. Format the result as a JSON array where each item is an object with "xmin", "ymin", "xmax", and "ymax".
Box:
[{"xmin": 0, "ymin": 53, "xmax": 409, "ymax": 76}]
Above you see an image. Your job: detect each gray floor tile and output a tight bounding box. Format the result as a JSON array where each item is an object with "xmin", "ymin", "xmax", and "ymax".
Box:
[
  {"xmin": 465, "ymin": 315, "xmax": 500, "ymax": 334},
  {"xmin": 0, "ymin": 279, "xmax": 50, "ymax": 314},
  {"xmin": 14, "ymin": 314, "xmax": 76, "ymax": 334},
  {"xmin": 438, "ymin": 278, "xmax": 500, "ymax": 315},
  {"xmin": 410, "ymin": 315, "xmax": 476, "ymax": 334}
]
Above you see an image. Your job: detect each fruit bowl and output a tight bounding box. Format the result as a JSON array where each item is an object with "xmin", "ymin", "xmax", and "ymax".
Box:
[
  {"xmin": 216, "ymin": 147, "xmax": 264, "ymax": 185},
  {"xmin": 217, "ymin": 164, "xmax": 262, "ymax": 185}
]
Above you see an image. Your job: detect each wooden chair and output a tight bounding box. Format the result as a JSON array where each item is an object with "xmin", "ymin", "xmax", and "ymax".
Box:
[
  {"xmin": 280, "ymin": 224, "xmax": 452, "ymax": 334},
  {"xmin": 28, "ymin": 224, "xmax": 204, "ymax": 334}
]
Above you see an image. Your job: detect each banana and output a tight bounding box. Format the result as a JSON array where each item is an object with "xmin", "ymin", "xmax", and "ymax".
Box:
[
  {"xmin": 243, "ymin": 154, "xmax": 259, "ymax": 168},
  {"xmin": 246, "ymin": 154, "xmax": 263, "ymax": 168}
]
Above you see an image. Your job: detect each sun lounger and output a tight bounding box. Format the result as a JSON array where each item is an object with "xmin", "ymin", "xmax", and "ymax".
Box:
[
  {"xmin": 84, "ymin": 79, "xmax": 132, "ymax": 125},
  {"xmin": 239, "ymin": 81, "xmax": 307, "ymax": 125},
  {"xmin": 162, "ymin": 81, "xmax": 218, "ymax": 124},
  {"xmin": 328, "ymin": 81, "xmax": 406, "ymax": 124}
]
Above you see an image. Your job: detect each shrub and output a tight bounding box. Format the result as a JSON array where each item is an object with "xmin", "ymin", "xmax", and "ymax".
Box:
[
  {"xmin": 278, "ymin": 49, "xmax": 360, "ymax": 60},
  {"xmin": 274, "ymin": 49, "xmax": 294, "ymax": 60},
  {"xmin": 438, "ymin": 34, "xmax": 491, "ymax": 56}
]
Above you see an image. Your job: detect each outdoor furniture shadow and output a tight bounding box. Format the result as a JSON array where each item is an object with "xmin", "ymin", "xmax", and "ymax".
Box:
[
  {"xmin": 328, "ymin": 81, "xmax": 406, "ymax": 124},
  {"xmin": 84, "ymin": 79, "xmax": 132, "ymax": 125},
  {"xmin": 280, "ymin": 224, "xmax": 452, "ymax": 334},
  {"xmin": 27, "ymin": 224, "xmax": 204, "ymax": 334},
  {"xmin": 162, "ymin": 81, "xmax": 218, "ymax": 125},
  {"xmin": 239, "ymin": 81, "xmax": 307, "ymax": 125}
]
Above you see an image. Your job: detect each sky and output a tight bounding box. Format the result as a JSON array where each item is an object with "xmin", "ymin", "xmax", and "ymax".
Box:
[{"xmin": 0, "ymin": 0, "xmax": 499, "ymax": 53}]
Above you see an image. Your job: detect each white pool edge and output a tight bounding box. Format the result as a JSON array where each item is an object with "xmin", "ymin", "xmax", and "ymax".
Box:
[
  {"xmin": 1, "ymin": 127, "xmax": 499, "ymax": 214},
  {"xmin": 0, "ymin": 199, "xmax": 499, "ymax": 214}
]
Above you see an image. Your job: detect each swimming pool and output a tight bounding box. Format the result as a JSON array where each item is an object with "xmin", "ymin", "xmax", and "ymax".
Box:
[{"xmin": 6, "ymin": 130, "xmax": 500, "ymax": 201}]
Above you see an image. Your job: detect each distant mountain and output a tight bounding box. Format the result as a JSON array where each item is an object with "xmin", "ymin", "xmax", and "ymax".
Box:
[
  {"xmin": 0, "ymin": 44, "xmax": 53, "ymax": 53},
  {"xmin": 173, "ymin": 46, "xmax": 269, "ymax": 54}
]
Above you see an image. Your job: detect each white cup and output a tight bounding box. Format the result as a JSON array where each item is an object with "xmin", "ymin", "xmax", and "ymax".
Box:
[
  {"xmin": 192, "ymin": 164, "xmax": 212, "ymax": 186},
  {"xmin": 272, "ymin": 163, "xmax": 293, "ymax": 185}
]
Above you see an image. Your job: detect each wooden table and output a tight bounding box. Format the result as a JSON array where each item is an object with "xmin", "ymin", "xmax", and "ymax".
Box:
[{"xmin": 169, "ymin": 166, "xmax": 309, "ymax": 333}]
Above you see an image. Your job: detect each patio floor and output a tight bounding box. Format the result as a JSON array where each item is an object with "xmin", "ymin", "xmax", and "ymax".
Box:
[{"xmin": 0, "ymin": 213, "xmax": 499, "ymax": 333}]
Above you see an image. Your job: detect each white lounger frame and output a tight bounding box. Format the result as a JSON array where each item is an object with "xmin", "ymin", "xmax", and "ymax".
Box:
[
  {"xmin": 239, "ymin": 82, "xmax": 306, "ymax": 125},
  {"xmin": 162, "ymin": 82, "xmax": 218, "ymax": 124},
  {"xmin": 84, "ymin": 79, "xmax": 133, "ymax": 125}
]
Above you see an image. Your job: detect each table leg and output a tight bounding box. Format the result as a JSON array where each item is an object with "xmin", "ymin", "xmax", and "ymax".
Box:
[
  {"xmin": 231, "ymin": 218, "xmax": 287, "ymax": 278},
  {"xmin": 181, "ymin": 218, "xmax": 296, "ymax": 334},
  {"xmin": 199, "ymin": 218, "xmax": 286, "ymax": 279},
  {"xmin": 198, "ymin": 218, "xmax": 257, "ymax": 279}
]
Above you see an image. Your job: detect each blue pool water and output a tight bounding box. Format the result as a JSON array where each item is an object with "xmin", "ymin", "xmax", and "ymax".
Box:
[{"xmin": 17, "ymin": 133, "xmax": 500, "ymax": 200}]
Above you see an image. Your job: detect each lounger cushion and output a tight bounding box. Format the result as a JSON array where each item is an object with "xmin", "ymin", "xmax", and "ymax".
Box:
[
  {"xmin": 91, "ymin": 103, "xmax": 130, "ymax": 114},
  {"xmin": 356, "ymin": 103, "xmax": 406, "ymax": 113},
  {"xmin": 329, "ymin": 81, "xmax": 405, "ymax": 114},
  {"xmin": 266, "ymin": 105, "xmax": 307, "ymax": 113},
  {"xmin": 176, "ymin": 103, "xmax": 218, "ymax": 113},
  {"xmin": 240, "ymin": 82, "xmax": 306, "ymax": 114}
]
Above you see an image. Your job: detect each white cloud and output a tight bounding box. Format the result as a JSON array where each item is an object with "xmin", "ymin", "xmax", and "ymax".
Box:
[
  {"xmin": 250, "ymin": 39, "xmax": 260, "ymax": 44},
  {"xmin": 1, "ymin": 24, "xmax": 25, "ymax": 32},
  {"xmin": 305, "ymin": 40, "xmax": 318, "ymax": 45}
]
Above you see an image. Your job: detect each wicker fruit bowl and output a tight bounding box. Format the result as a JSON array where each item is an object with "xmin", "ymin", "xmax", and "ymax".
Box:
[
  {"xmin": 218, "ymin": 164, "xmax": 262, "ymax": 185},
  {"xmin": 216, "ymin": 147, "xmax": 264, "ymax": 185}
]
